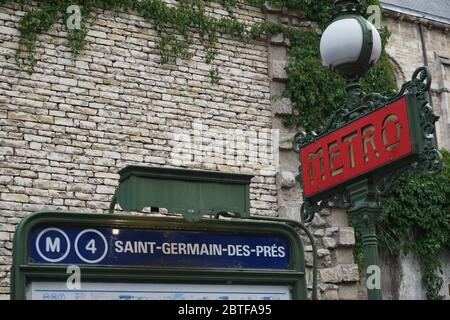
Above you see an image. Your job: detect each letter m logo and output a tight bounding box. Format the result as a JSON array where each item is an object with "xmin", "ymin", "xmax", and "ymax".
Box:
[{"xmin": 46, "ymin": 237, "xmax": 60, "ymax": 253}]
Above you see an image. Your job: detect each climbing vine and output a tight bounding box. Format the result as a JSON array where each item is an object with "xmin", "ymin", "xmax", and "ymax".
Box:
[
  {"xmin": 283, "ymin": 0, "xmax": 397, "ymax": 130},
  {"xmin": 0, "ymin": 0, "xmax": 287, "ymax": 78},
  {"xmin": 378, "ymin": 150, "xmax": 450, "ymax": 300}
]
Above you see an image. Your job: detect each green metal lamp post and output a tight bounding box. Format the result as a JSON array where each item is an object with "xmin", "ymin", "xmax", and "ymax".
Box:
[{"xmin": 320, "ymin": 0, "xmax": 384, "ymax": 300}]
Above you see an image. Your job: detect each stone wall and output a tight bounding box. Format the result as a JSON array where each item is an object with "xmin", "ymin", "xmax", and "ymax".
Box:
[
  {"xmin": 0, "ymin": 2, "xmax": 360, "ymax": 300},
  {"xmin": 265, "ymin": 6, "xmax": 360, "ymax": 300},
  {"xmin": 380, "ymin": 12, "xmax": 450, "ymax": 300},
  {"xmin": 383, "ymin": 15, "xmax": 450, "ymax": 152}
]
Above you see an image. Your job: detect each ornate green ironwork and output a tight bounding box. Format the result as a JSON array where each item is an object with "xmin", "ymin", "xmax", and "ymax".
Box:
[
  {"xmin": 294, "ymin": 66, "xmax": 442, "ymax": 221},
  {"xmin": 332, "ymin": 0, "xmax": 365, "ymax": 19},
  {"xmin": 293, "ymin": 66, "xmax": 442, "ymax": 300},
  {"xmin": 300, "ymin": 193, "xmax": 349, "ymax": 224},
  {"xmin": 374, "ymin": 67, "xmax": 442, "ymax": 195}
]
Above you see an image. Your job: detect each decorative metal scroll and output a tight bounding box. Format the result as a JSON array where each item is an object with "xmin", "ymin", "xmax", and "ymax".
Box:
[
  {"xmin": 294, "ymin": 67, "xmax": 442, "ymax": 223},
  {"xmin": 373, "ymin": 67, "xmax": 442, "ymax": 195}
]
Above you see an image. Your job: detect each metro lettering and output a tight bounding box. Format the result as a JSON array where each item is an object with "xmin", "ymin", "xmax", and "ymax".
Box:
[{"xmin": 300, "ymin": 97, "xmax": 412, "ymax": 197}]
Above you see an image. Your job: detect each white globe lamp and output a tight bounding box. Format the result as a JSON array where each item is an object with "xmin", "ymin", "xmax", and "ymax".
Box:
[{"xmin": 320, "ymin": 0, "xmax": 382, "ymax": 82}]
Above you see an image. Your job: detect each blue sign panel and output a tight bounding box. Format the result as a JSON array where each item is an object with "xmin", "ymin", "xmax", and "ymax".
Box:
[{"xmin": 29, "ymin": 226, "xmax": 291, "ymax": 270}]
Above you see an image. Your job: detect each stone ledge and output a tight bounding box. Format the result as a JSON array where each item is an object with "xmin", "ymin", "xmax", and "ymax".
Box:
[
  {"xmin": 337, "ymin": 227, "xmax": 356, "ymax": 246},
  {"xmin": 338, "ymin": 283, "xmax": 359, "ymax": 300},
  {"xmin": 319, "ymin": 264, "xmax": 360, "ymax": 283},
  {"xmin": 271, "ymin": 97, "xmax": 293, "ymax": 115},
  {"xmin": 262, "ymin": 3, "xmax": 283, "ymax": 13}
]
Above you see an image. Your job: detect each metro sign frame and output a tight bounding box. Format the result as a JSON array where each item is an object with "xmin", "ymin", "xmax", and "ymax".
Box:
[
  {"xmin": 295, "ymin": 67, "xmax": 441, "ymax": 205},
  {"xmin": 300, "ymin": 96, "xmax": 418, "ymax": 200}
]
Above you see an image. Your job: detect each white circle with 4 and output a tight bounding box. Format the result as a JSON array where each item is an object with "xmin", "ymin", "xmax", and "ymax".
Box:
[{"xmin": 74, "ymin": 229, "xmax": 108, "ymax": 264}]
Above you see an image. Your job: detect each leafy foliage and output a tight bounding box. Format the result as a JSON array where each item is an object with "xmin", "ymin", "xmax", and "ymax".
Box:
[
  {"xmin": 283, "ymin": 1, "xmax": 397, "ymax": 131},
  {"xmin": 2, "ymin": 0, "xmax": 284, "ymax": 80},
  {"xmin": 277, "ymin": 0, "xmax": 448, "ymax": 300},
  {"xmin": 378, "ymin": 150, "xmax": 450, "ymax": 299},
  {"xmin": 284, "ymin": 28, "xmax": 347, "ymax": 130}
]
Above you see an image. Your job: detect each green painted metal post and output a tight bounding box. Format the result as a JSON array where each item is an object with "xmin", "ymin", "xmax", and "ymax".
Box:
[{"xmin": 347, "ymin": 179, "xmax": 382, "ymax": 300}]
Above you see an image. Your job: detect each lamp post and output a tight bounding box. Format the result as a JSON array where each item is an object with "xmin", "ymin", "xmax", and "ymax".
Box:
[
  {"xmin": 320, "ymin": 0, "xmax": 383, "ymax": 300},
  {"xmin": 294, "ymin": 0, "xmax": 441, "ymax": 302}
]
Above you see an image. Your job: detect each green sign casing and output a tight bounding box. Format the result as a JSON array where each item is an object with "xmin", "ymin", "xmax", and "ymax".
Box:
[
  {"xmin": 11, "ymin": 211, "xmax": 308, "ymax": 300},
  {"xmin": 110, "ymin": 166, "xmax": 252, "ymax": 222}
]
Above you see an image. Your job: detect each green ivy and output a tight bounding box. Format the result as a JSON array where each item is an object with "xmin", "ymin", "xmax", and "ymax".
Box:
[
  {"xmin": 283, "ymin": 28, "xmax": 347, "ymax": 130},
  {"xmin": 283, "ymin": 0, "xmax": 397, "ymax": 131}
]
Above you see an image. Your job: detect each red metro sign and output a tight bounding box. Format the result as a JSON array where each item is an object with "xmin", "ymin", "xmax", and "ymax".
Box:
[{"xmin": 300, "ymin": 96, "xmax": 419, "ymax": 199}]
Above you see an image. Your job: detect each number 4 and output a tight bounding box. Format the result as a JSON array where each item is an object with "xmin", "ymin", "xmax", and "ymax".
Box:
[{"xmin": 85, "ymin": 239, "xmax": 97, "ymax": 254}]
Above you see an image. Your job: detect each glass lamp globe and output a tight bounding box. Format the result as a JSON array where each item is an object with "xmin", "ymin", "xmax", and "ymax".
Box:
[{"xmin": 320, "ymin": 17, "xmax": 382, "ymax": 79}]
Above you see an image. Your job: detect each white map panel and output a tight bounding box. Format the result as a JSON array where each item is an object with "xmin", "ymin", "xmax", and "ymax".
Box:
[{"xmin": 27, "ymin": 282, "xmax": 292, "ymax": 300}]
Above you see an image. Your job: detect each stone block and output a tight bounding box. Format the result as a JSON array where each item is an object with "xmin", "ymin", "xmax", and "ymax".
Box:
[
  {"xmin": 33, "ymin": 180, "xmax": 67, "ymax": 190},
  {"xmin": 0, "ymin": 232, "xmax": 11, "ymax": 241},
  {"xmin": 337, "ymin": 227, "xmax": 356, "ymax": 246},
  {"xmin": 339, "ymin": 284, "xmax": 358, "ymax": 300},
  {"xmin": 67, "ymin": 183, "xmax": 96, "ymax": 194},
  {"xmin": 268, "ymin": 46, "xmax": 288, "ymax": 80},
  {"xmin": 317, "ymin": 249, "xmax": 330, "ymax": 258},
  {"xmin": 0, "ymin": 176, "xmax": 13, "ymax": 185},
  {"xmin": 327, "ymin": 208, "xmax": 348, "ymax": 227},
  {"xmin": 311, "ymin": 214, "xmax": 327, "ymax": 227},
  {"xmin": 319, "ymin": 264, "xmax": 359, "ymax": 284},
  {"xmin": 335, "ymin": 247, "xmax": 355, "ymax": 265},
  {"xmin": 341, "ymin": 264, "xmax": 360, "ymax": 282},
  {"xmin": 277, "ymin": 170, "xmax": 296, "ymax": 188},
  {"xmin": 271, "ymin": 97, "xmax": 292, "ymax": 115},
  {"xmin": 304, "ymin": 252, "xmax": 313, "ymax": 267},
  {"xmin": 323, "ymin": 237, "xmax": 337, "ymax": 249},
  {"xmin": 325, "ymin": 227, "xmax": 339, "ymax": 237},
  {"xmin": 262, "ymin": 3, "xmax": 283, "ymax": 12},
  {"xmin": 0, "ymin": 147, "xmax": 13, "ymax": 155},
  {"xmin": 270, "ymin": 33, "xmax": 284, "ymax": 45},
  {"xmin": 279, "ymin": 132, "xmax": 295, "ymax": 150},
  {"xmin": 319, "ymin": 267, "xmax": 341, "ymax": 283},
  {"xmin": 0, "ymin": 193, "xmax": 29, "ymax": 203},
  {"xmin": 314, "ymin": 229, "xmax": 324, "ymax": 237},
  {"xmin": 278, "ymin": 206, "xmax": 301, "ymax": 221},
  {"xmin": 322, "ymin": 289, "xmax": 339, "ymax": 300}
]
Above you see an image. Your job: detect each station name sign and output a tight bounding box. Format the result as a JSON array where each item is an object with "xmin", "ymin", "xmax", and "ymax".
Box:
[
  {"xmin": 300, "ymin": 97, "xmax": 417, "ymax": 199},
  {"xmin": 29, "ymin": 226, "xmax": 291, "ymax": 270}
]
